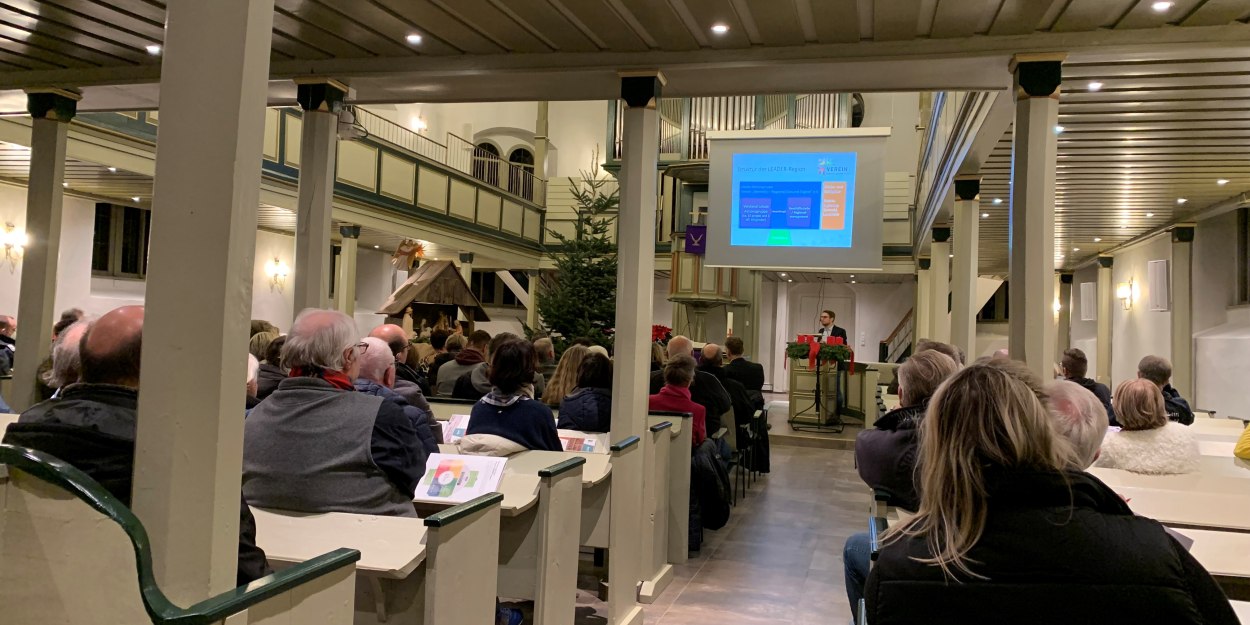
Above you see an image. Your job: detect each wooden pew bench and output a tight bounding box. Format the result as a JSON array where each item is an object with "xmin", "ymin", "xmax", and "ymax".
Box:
[
  {"xmin": 1, "ymin": 444, "xmax": 360, "ymax": 625},
  {"xmin": 1097, "ymin": 484, "xmax": 1250, "ymax": 532},
  {"xmin": 1174, "ymin": 528, "xmax": 1250, "ymax": 600},
  {"xmin": 252, "ymin": 493, "xmax": 503, "ymax": 625}
]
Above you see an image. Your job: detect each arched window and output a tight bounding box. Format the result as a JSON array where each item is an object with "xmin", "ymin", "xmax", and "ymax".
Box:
[
  {"xmin": 508, "ymin": 147, "xmax": 535, "ymax": 199},
  {"xmin": 472, "ymin": 142, "xmax": 500, "ymax": 186}
]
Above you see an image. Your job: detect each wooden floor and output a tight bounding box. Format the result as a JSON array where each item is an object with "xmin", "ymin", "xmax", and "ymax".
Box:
[{"xmin": 640, "ymin": 445, "xmax": 863, "ymax": 625}]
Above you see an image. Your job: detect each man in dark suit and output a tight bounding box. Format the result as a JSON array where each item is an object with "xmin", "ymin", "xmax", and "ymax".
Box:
[
  {"xmin": 723, "ymin": 336, "xmax": 765, "ymax": 393},
  {"xmin": 816, "ymin": 310, "xmax": 848, "ymax": 343}
]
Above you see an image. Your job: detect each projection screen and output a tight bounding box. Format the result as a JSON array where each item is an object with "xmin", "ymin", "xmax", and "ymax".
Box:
[{"xmin": 704, "ymin": 128, "xmax": 890, "ymax": 271}]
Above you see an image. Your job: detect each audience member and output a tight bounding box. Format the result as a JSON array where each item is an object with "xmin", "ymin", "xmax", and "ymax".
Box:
[
  {"xmin": 587, "ymin": 344, "xmax": 610, "ymax": 358},
  {"xmin": 854, "ymin": 349, "xmax": 959, "ymax": 511},
  {"xmin": 458, "ymin": 332, "xmax": 546, "ymax": 400},
  {"xmin": 250, "ymin": 319, "xmax": 278, "ymax": 337},
  {"xmin": 723, "ymin": 336, "xmax": 765, "ymax": 395},
  {"xmin": 649, "ymin": 336, "xmax": 730, "ymax": 433},
  {"xmin": 1235, "ymin": 423, "xmax": 1250, "ymax": 460},
  {"xmin": 1137, "ymin": 355, "xmax": 1194, "ymax": 425},
  {"xmin": 255, "ymin": 335, "xmax": 286, "ymax": 400},
  {"xmin": 542, "ymin": 344, "xmax": 589, "ymax": 407},
  {"xmin": 245, "ymin": 354, "xmax": 261, "ymax": 409},
  {"xmin": 916, "ymin": 339, "xmax": 965, "ymax": 365},
  {"xmin": 0, "ymin": 390, "xmax": 8, "ymax": 414},
  {"xmin": 462, "ymin": 338, "xmax": 561, "ymax": 455},
  {"xmin": 864, "ymin": 359, "xmax": 1236, "ymax": 625},
  {"xmin": 1045, "ymin": 380, "xmax": 1110, "ymax": 469},
  {"xmin": 1060, "ymin": 348, "xmax": 1116, "ymax": 425},
  {"xmin": 430, "ymin": 333, "xmax": 464, "ymax": 389},
  {"xmin": 39, "ymin": 320, "xmax": 88, "ymax": 399},
  {"xmin": 424, "ymin": 328, "xmax": 451, "ymax": 368},
  {"xmin": 534, "ymin": 336, "xmax": 558, "ymax": 378},
  {"xmin": 1095, "ymin": 378, "xmax": 1199, "ymax": 475},
  {"xmin": 369, "ymin": 324, "xmax": 427, "ymax": 393},
  {"xmin": 557, "ymin": 353, "xmax": 613, "ymax": 433},
  {"xmin": 248, "ymin": 329, "xmax": 279, "ymax": 363},
  {"xmin": 648, "ymin": 354, "xmax": 707, "ymax": 447},
  {"xmin": 435, "ymin": 329, "xmax": 489, "ymax": 396},
  {"xmin": 353, "ymin": 336, "xmax": 438, "ymax": 455},
  {"xmin": 0, "ymin": 314, "xmax": 16, "ymax": 373},
  {"xmin": 35, "ymin": 308, "xmax": 85, "ymax": 401},
  {"xmin": 570, "ymin": 337, "xmax": 594, "ymax": 348},
  {"xmin": 243, "ymin": 309, "xmax": 425, "ymax": 517},
  {"xmin": 650, "ymin": 342, "xmax": 666, "ymax": 372},
  {"xmin": 3, "ymin": 305, "xmax": 271, "ymax": 585},
  {"xmin": 698, "ymin": 342, "xmax": 757, "ymax": 440}
]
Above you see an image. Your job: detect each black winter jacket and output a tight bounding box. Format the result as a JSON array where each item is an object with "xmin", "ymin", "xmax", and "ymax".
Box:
[
  {"xmin": 866, "ymin": 469, "xmax": 1238, "ymax": 625},
  {"xmin": 1162, "ymin": 384, "xmax": 1195, "ymax": 425},
  {"xmin": 854, "ymin": 402, "xmax": 927, "ymax": 511},
  {"xmin": 1071, "ymin": 376, "xmax": 1117, "ymax": 426},
  {"xmin": 557, "ymin": 387, "xmax": 612, "ymax": 433},
  {"xmin": 354, "ymin": 378, "xmax": 439, "ymax": 455},
  {"xmin": 3, "ymin": 384, "xmax": 272, "ymax": 587}
]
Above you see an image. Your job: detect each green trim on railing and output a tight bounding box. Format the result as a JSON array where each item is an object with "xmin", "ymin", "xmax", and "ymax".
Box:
[
  {"xmin": 649, "ymin": 421, "xmax": 674, "ymax": 433},
  {"xmin": 647, "ymin": 410, "xmax": 692, "ymax": 419},
  {"xmin": 538, "ymin": 456, "xmax": 586, "ymax": 478},
  {"xmin": 423, "ymin": 492, "xmax": 504, "ymax": 528},
  {"xmin": 610, "ymin": 436, "xmax": 640, "ymax": 452},
  {"xmin": 0, "ymin": 444, "xmax": 360, "ymax": 625}
]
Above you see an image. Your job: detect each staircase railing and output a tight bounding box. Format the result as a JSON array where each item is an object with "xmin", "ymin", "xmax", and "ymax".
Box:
[
  {"xmin": 350, "ymin": 106, "xmax": 448, "ymax": 163},
  {"xmin": 879, "ymin": 309, "xmax": 914, "ymax": 363}
]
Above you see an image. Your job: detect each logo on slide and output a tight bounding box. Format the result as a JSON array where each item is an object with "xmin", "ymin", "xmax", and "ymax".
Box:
[{"xmin": 817, "ymin": 158, "xmax": 849, "ymax": 176}]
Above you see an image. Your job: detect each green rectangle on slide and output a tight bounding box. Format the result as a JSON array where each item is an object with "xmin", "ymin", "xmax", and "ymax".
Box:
[{"xmin": 767, "ymin": 230, "xmax": 792, "ymax": 246}]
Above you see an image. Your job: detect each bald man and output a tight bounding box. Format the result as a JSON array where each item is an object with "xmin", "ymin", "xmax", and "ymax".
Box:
[
  {"xmin": 369, "ymin": 323, "xmax": 430, "ymax": 396},
  {"xmin": 649, "ymin": 336, "xmax": 731, "ymax": 434},
  {"xmin": 353, "ymin": 336, "xmax": 438, "ymax": 455},
  {"xmin": 4, "ymin": 305, "xmax": 272, "ymax": 586},
  {"xmin": 0, "ymin": 314, "xmax": 16, "ymax": 373}
]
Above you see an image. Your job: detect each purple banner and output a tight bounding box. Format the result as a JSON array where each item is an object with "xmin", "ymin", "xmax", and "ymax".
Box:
[{"xmin": 686, "ymin": 224, "xmax": 707, "ymax": 255}]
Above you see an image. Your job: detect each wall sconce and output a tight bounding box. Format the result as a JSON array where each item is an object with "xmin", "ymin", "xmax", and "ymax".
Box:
[
  {"xmin": 1052, "ymin": 299, "xmax": 1062, "ymax": 314},
  {"xmin": 409, "ymin": 116, "xmax": 427, "ymax": 132},
  {"xmin": 265, "ymin": 257, "xmax": 289, "ymax": 292},
  {"xmin": 1116, "ymin": 281, "xmax": 1134, "ymax": 310},
  {"xmin": 1, "ymin": 223, "xmax": 28, "ymax": 273}
]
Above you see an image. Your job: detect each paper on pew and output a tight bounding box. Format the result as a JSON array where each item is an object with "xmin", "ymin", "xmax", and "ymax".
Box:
[
  {"xmin": 557, "ymin": 429, "xmax": 610, "ymax": 453},
  {"xmin": 413, "ymin": 453, "xmax": 506, "ymax": 504},
  {"xmin": 443, "ymin": 414, "xmax": 472, "ymax": 445}
]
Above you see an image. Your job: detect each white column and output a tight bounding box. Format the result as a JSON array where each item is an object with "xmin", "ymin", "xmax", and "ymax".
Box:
[
  {"xmin": 534, "ymin": 102, "xmax": 549, "ymax": 180},
  {"xmin": 609, "ymin": 72, "xmax": 663, "ymax": 625},
  {"xmin": 11, "ymin": 90, "xmax": 78, "ymax": 411},
  {"xmin": 1170, "ymin": 225, "xmax": 1194, "ymax": 397},
  {"xmin": 951, "ymin": 177, "xmax": 979, "ymax": 359},
  {"xmin": 1096, "ymin": 256, "xmax": 1113, "ymax": 383},
  {"xmin": 458, "ymin": 252, "xmax": 474, "ymax": 324},
  {"xmin": 526, "ymin": 269, "xmax": 540, "ymax": 329},
  {"xmin": 336, "ymin": 225, "xmax": 359, "ymax": 316},
  {"xmin": 1056, "ymin": 272, "xmax": 1073, "ymax": 356},
  {"xmin": 292, "ymin": 80, "xmax": 346, "ymax": 314},
  {"xmin": 131, "ymin": 0, "xmax": 273, "ymax": 603},
  {"xmin": 929, "ymin": 228, "xmax": 951, "ymax": 343},
  {"xmin": 915, "ymin": 258, "xmax": 932, "ymax": 344},
  {"xmin": 1008, "ymin": 54, "xmax": 1064, "ymax": 380}
]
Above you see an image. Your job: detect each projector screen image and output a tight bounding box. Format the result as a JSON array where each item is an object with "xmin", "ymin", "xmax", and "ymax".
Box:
[
  {"xmin": 731, "ymin": 152, "xmax": 858, "ymax": 249},
  {"xmin": 705, "ymin": 128, "xmax": 889, "ymax": 271}
]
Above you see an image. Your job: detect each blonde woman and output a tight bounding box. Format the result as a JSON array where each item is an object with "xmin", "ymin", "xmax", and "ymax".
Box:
[
  {"xmin": 541, "ymin": 344, "xmax": 589, "ymax": 407},
  {"xmin": 866, "ymin": 360, "xmax": 1236, "ymax": 625},
  {"xmin": 1095, "ymin": 378, "xmax": 1200, "ymax": 475}
]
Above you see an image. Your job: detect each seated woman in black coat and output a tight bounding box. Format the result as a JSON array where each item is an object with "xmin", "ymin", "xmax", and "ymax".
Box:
[
  {"xmin": 557, "ymin": 353, "xmax": 612, "ymax": 433},
  {"xmin": 865, "ymin": 359, "xmax": 1238, "ymax": 625}
]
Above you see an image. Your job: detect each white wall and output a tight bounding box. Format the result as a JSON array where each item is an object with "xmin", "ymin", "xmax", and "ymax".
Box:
[
  {"xmin": 1110, "ymin": 233, "xmax": 1173, "ymax": 385},
  {"xmin": 1068, "ymin": 264, "xmax": 1100, "ymax": 373},
  {"xmin": 861, "ymin": 93, "xmax": 922, "ymax": 174},
  {"xmin": 476, "ymin": 306, "xmax": 526, "ymax": 338},
  {"xmin": 653, "ymin": 277, "xmax": 673, "ymax": 329},
  {"xmin": 252, "ymin": 229, "xmax": 295, "ymax": 331},
  {"xmin": 1193, "ymin": 211, "xmax": 1237, "ymax": 335},
  {"xmin": 849, "ymin": 281, "xmax": 915, "ymax": 356}
]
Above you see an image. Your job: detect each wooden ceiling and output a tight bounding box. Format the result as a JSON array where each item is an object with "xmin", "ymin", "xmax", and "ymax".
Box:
[{"xmin": 975, "ymin": 51, "xmax": 1250, "ymax": 274}]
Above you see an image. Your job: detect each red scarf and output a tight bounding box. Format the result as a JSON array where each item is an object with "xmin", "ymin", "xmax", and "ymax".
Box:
[{"xmin": 288, "ymin": 366, "xmax": 356, "ymax": 391}]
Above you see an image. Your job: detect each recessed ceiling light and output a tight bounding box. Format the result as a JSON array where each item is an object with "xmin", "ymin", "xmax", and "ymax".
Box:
[
  {"xmin": 786, "ymin": 279, "xmax": 793, "ymax": 283},
  {"xmin": 1177, "ymin": 198, "xmax": 1188, "ymax": 204},
  {"xmin": 107, "ymin": 167, "xmax": 117, "ymax": 172},
  {"xmin": 62, "ymin": 182, "xmax": 68, "ymax": 187},
  {"xmin": 779, "ymin": 272, "xmax": 786, "ymax": 277},
  {"xmin": 131, "ymin": 196, "xmax": 140, "ymax": 202},
  {"xmin": 992, "ymin": 198, "xmax": 1003, "ymax": 205},
  {"xmin": 948, "ymin": 254, "xmax": 954, "ymax": 258},
  {"xmin": 710, "ymin": 23, "xmax": 729, "ymax": 34},
  {"xmin": 1087, "ymin": 81, "xmax": 1103, "ymax": 92},
  {"xmin": 145, "ymin": 44, "xmax": 161, "ymax": 55},
  {"xmin": 981, "ymin": 212, "xmax": 989, "ymax": 218},
  {"xmin": 374, "ymin": 245, "xmax": 380, "ymax": 249},
  {"xmin": 1054, "ymin": 125, "xmax": 1066, "ymax": 134},
  {"xmin": 1146, "ymin": 212, "xmax": 1154, "ymax": 217},
  {"xmin": 1094, "ymin": 237, "xmax": 1102, "ymax": 242},
  {"xmin": 849, "ymin": 274, "xmax": 855, "ymax": 278},
  {"xmin": 405, "ymin": 33, "xmax": 423, "ymax": 45},
  {"xmin": 850, "ymin": 280, "xmax": 856, "ymax": 284},
  {"xmin": 1151, "ymin": 1, "xmax": 1173, "ymax": 12},
  {"xmin": 1217, "ymin": 179, "xmax": 1229, "ymax": 185}
]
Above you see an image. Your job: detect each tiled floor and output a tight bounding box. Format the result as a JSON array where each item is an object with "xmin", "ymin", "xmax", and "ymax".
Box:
[{"xmin": 640, "ymin": 445, "xmax": 865, "ymax": 625}]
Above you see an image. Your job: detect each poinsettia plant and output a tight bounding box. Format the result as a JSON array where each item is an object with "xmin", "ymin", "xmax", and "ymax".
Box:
[{"xmin": 652, "ymin": 324, "xmax": 673, "ymax": 344}]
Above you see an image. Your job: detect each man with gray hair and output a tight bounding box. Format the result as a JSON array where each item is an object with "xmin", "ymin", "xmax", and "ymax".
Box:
[
  {"xmin": 41, "ymin": 319, "xmax": 89, "ymax": 399},
  {"xmin": 1045, "ymin": 379, "xmax": 1110, "ymax": 469},
  {"xmin": 533, "ymin": 336, "xmax": 557, "ymax": 378},
  {"xmin": 243, "ymin": 309, "xmax": 426, "ymax": 517},
  {"xmin": 1137, "ymin": 355, "xmax": 1194, "ymax": 425},
  {"xmin": 354, "ymin": 336, "xmax": 439, "ymax": 455}
]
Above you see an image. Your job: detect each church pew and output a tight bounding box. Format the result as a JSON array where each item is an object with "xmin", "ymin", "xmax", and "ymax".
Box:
[
  {"xmin": 1175, "ymin": 528, "xmax": 1250, "ymax": 597},
  {"xmin": 1, "ymin": 443, "xmax": 360, "ymax": 625},
  {"xmin": 1090, "ymin": 467, "xmax": 1250, "ymax": 494},
  {"xmin": 1200, "ymin": 440, "xmax": 1237, "ymax": 457},
  {"xmin": 1, "ymin": 412, "xmax": 18, "ymax": 433},
  {"xmin": 648, "ymin": 411, "xmax": 693, "ymax": 568},
  {"xmin": 1232, "ymin": 600, "xmax": 1249, "ymax": 623},
  {"xmin": 252, "ymin": 493, "xmax": 503, "ymax": 625},
  {"xmin": 425, "ymin": 397, "xmax": 477, "ymax": 422},
  {"xmin": 639, "ymin": 420, "xmax": 674, "ymax": 603},
  {"xmin": 1099, "ymin": 484, "xmax": 1250, "ymax": 532}
]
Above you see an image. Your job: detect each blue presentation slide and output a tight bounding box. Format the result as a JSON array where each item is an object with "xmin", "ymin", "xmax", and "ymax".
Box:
[{"xmin": 730, "ymin": 152, "xmax": 857, "ymax": 248}]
